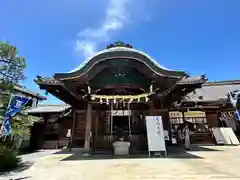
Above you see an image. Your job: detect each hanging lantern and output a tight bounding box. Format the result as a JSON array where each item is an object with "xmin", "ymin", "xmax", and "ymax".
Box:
[
  {"xmin": 113, "ymin": 98, "xmax": 116, "ymax": 104},
  {"xmin": 106, "ymin": 98, "xmax": 109, "ymax": 105},
  {"xmin": 100, "ymin": 98, "xmax": 103, "ymax": 104}
]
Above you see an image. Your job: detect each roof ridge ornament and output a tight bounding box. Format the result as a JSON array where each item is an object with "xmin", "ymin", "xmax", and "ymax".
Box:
[{"xmin": 106, "ymin": 41, "xmax": 133, "ymax": 49}]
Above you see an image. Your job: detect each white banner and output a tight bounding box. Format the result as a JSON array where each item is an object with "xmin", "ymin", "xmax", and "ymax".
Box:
[{"xmin": 145, "ymin": 116, "xmax": 166, "ymax": 153}]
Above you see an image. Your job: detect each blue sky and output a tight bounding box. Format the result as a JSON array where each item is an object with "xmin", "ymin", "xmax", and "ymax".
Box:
[{"xmin": 1, "ymin": 0, "xmax": 240, "ymax": 104}]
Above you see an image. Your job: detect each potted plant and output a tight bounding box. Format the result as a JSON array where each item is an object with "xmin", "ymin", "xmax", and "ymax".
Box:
[{"xmin": 112, "ymin": 126, "xmax": 130, "ymax": 156}]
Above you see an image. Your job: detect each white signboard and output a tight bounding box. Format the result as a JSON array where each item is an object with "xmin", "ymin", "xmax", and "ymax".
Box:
[
  {"xmin": 212, "ymin": 128, "xmax": 225, "ymax": 145},
  {"xmin": 169, "ymin": 111, "xmax": 183, "ymax": 118},
  {"xmin": 212, "ymin": 127, "xmax": 240, "ymax": 145},
  {"xmin": 111, "ymin": 110, "xmax": 131, "ymax": 116},
  {"xmin": 145, "ymin": 116, "xmax": 167, "ymax": 156}
]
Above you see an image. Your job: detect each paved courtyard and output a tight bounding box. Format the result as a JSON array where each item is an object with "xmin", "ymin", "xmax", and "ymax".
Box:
[{"xmin": 1, "ymin": 145, "xmax": 240, "ymax": 180}]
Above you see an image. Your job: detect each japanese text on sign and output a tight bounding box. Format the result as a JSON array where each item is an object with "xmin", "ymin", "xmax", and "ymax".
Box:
[{"xmin": 155, "ymin": 117, "xmax": 162, "ymax": 135}]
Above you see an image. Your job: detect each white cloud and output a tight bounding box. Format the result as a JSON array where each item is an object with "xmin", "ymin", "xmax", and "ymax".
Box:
[
  {"xmin": 75, "ymin": 40, "xmax": 96, "ymax": 58},
  {"xmin": 75, "ymin": 0, "xmax": 131, "ymax": 58}
]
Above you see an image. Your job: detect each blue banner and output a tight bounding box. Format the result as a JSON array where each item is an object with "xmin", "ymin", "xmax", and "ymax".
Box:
[
  {"xmin": 236, "ymin": 109, "xmax": 240, "ymax": 122},
  {"xmin": 228, "ymin": 90, "xmax": 240, "ymax": 122},
  {"xmin": 1, "ymin": 95, "xmax": 30, "ymax": 137}
]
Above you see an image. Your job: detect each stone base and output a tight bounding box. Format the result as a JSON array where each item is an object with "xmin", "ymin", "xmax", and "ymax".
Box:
[
  {"xmin": 82, "ymin": 152, "xmax": 91, "ymax": 157},
  {"xmin": 154, "ymin": 152, "xmax": 161, "ymax": 157},
  {"xmin": 82, "ymin": 148, "xmax": 91, "ymax": 157},
  {"xmin": 113, "ymin": 141, "xmax": 130, "ymax": 156}
]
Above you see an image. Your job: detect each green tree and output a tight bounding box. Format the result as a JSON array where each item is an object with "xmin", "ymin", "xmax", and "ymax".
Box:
[
  {"xmin": 0, "ymin": 41, "xmax": 30, "ymax": 140},
  {"xmin": 0, "ymin": 41, "xmax": 28, "ymax": 171},
  {"xmin": 0, "ymin": 41, "xmax": 26, "ymax": 84}
]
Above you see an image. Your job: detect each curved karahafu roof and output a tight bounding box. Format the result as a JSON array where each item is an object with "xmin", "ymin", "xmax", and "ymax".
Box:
[
  {"xmin": 70, "ymin": 46, "xmax": 171, "ymax": 73},
  {"xmin": 54, "ymin": 42, "xmax": 186, "ymax": 81}
]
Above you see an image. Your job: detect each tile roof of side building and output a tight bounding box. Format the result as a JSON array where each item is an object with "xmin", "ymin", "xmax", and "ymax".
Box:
[
  {"xmin": 0, "ymin": 84, "xmax": 46, "ymax": 100},
  {"xmin": 13, "ymin": 85, "xmax": 46, "ymax": 100},
  {"xmin": 27, "ymin": 104, "xmax": 71, "ymax": 114},
  {"xmin": 185, "ymin": 80, "xmax": 240, "ymax": 102}
]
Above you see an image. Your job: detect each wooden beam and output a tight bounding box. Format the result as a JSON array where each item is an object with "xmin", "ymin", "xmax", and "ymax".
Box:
[
  {"xmin": 150, "ymin": 108, "xmax": 169, "ymax": 112},
  {"xmin": 170, "ymin": 105, "xmax": 222, "ymax": 110},
  {"xmin": 62, "ymin": 84, "xmax": 83, "ymax": 102},
  {"xmin": 46, "ymin": 87, "xmax": 83, "ymax": 108}
]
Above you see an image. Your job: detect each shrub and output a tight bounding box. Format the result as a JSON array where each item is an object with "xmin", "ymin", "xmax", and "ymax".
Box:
[{"xmin": 0, "ymin": 143, "xmax": 22, "ymax": 172}]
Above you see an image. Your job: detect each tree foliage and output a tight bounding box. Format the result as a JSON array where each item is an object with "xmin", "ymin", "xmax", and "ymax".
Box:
[
  {"xmin": 0, "ymin": 41, "xmax": 26, "ymax": 84},
  {"xmin": 0, "ymin": 41, "xmax": 31, "ymax": 139},
  {"xmin": 0, "ymin": 41, "xmax": 29, "ymax": 171},
  {"xmin": 0, "ymin": 41, "xmax": 27, "ymax": 117}
]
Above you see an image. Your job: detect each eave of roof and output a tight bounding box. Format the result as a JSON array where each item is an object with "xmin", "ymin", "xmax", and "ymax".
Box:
[
  {"xmin": 203, "ymin": 80, "xmax": 240, "ymax": 86},
  {"xmin": 177, "ymin": 75, "xmax": 207, "ymax": 85},
  {"xmin": 34, "ymin": 76, "xmax": 61, "ymax": 85},
  {"xmin": 35, "ymin": 75, "xmax": 207, "ymax": 90},
  {"xmin": 14, "ymin": 85, "xmax": 47, "ymax": 100},
  {"xmin": 0, "ymin": 84, "xmax": 46, "ymax": 100},
  {"xmin": 27, "ymin": 104, "xmax": 71, "ymax": 114},
  {"xmin": 36, "ymin": 75, "xmax": 207, "ymax": 87}
]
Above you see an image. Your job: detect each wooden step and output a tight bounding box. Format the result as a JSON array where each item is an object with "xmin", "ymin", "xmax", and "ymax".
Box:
[
  {"xmin": 190, "ymin": 133, "xmax": 214, "ymax": 144},
  {"xmin": 93, "ymin": 150, "xmax": 112, "ymax": 155}
]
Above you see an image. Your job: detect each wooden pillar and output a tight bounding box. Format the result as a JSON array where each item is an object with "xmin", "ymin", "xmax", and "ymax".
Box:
[
  {"xmin": 84, "ymin": 103, "xmax": 92, "ymax": 153},
  {"xmin": 148, "ymin": 101, "xmax": 155, "ymax": 116},
  {"xmin": 69, "ymin": 108, "xmax": 77, "ymax": 151},
  {"xmin": 93, "ymin": 111, "xmax": 99, "ymax": 151}
]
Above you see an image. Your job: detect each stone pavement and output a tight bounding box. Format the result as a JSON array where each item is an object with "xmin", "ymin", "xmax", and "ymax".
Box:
[{"xmin": 1, "ymin": 146, "xmax": 240, "ymax": 180}]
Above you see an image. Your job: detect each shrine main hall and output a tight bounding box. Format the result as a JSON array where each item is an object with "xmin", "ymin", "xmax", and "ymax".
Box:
[{"xmin": 29, "ymin": 41, "xmax": 240, "ymax": 152}]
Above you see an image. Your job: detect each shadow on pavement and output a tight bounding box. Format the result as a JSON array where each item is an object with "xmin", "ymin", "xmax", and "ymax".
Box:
[
  {"xmin": 0, "ymin": 161, "xmax": 33, "ymax": 176},
  {"xmin": 54, "ymin": 145, "xmax": 221, "ymax": 161},
  {"xmin": 187, "ymin": 146, "xmax": 222, "ymax": 151},
  {"xmin": 18, "ymin": 149, "xmax": 39, "ymax": 156},
  {"xmin": 166, "ymin": 145, "xmax": 222, "ymax": 158},
  {"xmin": 9, "ymin": 176, "xmax": 31, "ymax": 180}
]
